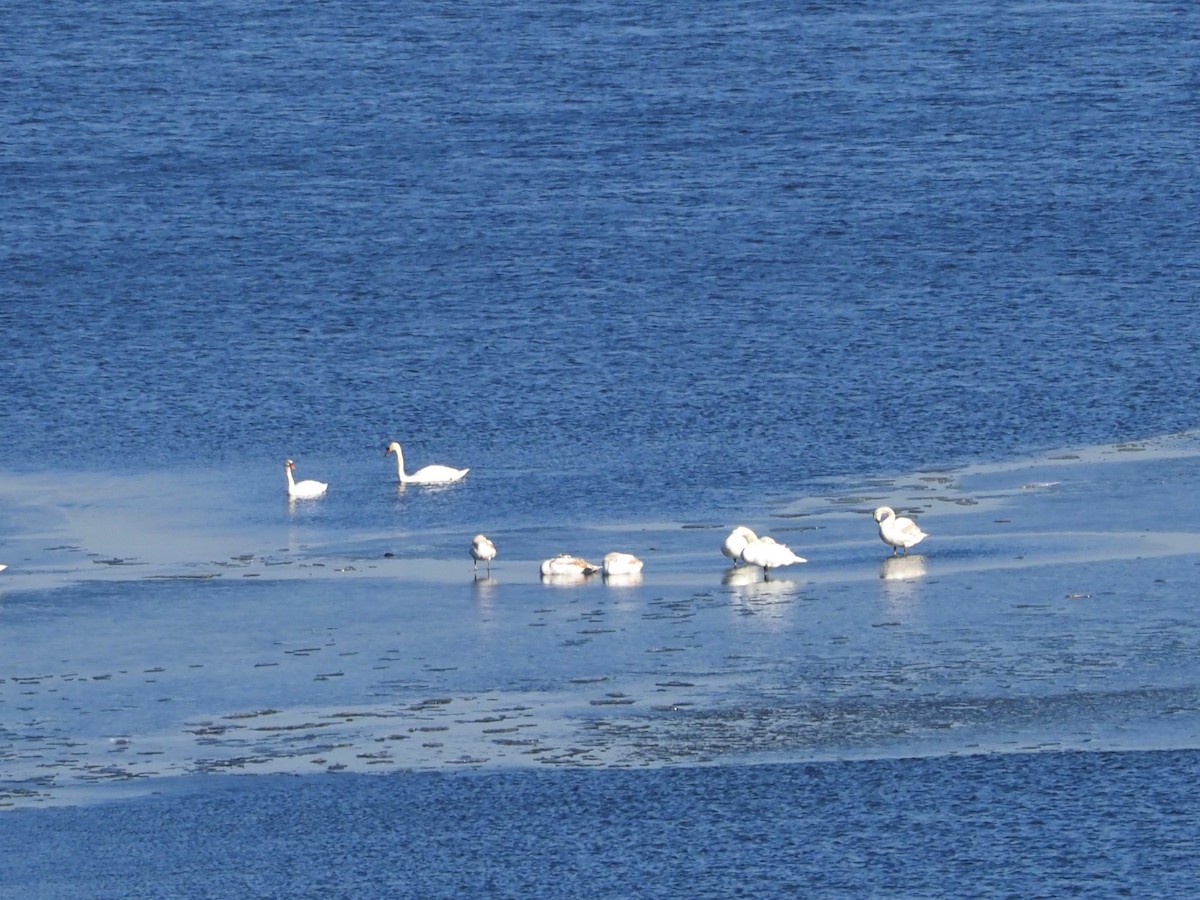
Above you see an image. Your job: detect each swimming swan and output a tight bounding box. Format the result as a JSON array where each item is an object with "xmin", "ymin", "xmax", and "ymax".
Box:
[
  {"xmin": 385, "ymin": 440, "xmax": 468, "ymax": 485},
  {"xmin": 873, "ymin": 506, "xmax": 928, "ymax": 555},
  {"xmin": 470, "ymin": 534, "xmax": 496, "ymax": 575},
  {"xmin": 721, "ymin": 526, "xmax": 758, "ymax": 565},
  {"xmin": 285, "ymin": 459, "xmax": 328, "ymax": 499}
]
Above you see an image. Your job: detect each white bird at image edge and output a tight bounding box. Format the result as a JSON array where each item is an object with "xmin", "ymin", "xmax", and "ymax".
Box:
[{"xmin": 873, "ymin": 506, "xmax": 928, "ymax": 555}]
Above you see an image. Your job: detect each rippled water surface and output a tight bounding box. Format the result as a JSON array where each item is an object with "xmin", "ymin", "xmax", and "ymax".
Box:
[{"xmin": 2, "ymin": 0, "xmax": 1200, "ymax": 895}]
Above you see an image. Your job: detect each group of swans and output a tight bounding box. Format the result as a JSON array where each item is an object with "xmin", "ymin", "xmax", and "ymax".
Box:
[
  {"xmin": 720, "ymin": 526, "xmax": 807, "ymax": 574},
  {"xmin": 722, "ymin": 506, "xmax": 928, "ymax": 574},
  {"xmin": 285, "ymin": 440, "xmax": 469, "ymax": 498},
  {"xmin": 472, "ymin": 535, "xmax": 644, "ymax": 582},
  {"xmin": 284, "ymin": 443, "xmax": 927, "ymax": 580},
  {"xmin": 476, "ymin": 509, "xmax": 928, "ymax": 583},
  {"xmin": 540, "ymin": 552, "xmax": 645, "ymax": 580}
]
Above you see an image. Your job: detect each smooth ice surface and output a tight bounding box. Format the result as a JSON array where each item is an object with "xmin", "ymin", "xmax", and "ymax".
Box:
[{"xmin": 4, "ymin": 434, "xmax": 1200, "ymax": 809}]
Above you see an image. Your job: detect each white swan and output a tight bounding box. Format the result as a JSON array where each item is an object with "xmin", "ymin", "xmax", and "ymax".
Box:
[
  {"xmin": 739, "ymin": 535, "xmax": 807, "ymax": 573},
  {"xmin": 0, "ymin": 564, "xmax": 7, "ymax": 573},
  {"xmin": 539, "ymin": 554, "xmax": 600, "ymax": 577},
  {"xmin": 721, "ymin": 526, "xmax": 758, "ymax": 565},
  {"xmin": 602, "ymin": 552, "xmax": 644, "ymax": 577},
  {"xmin": 470, "ymin": 534, "xmax": 496, "ymax": 575},
  {"xmin": 873, "ymin": 506, "xmax": 928, "ymax": 555},
  {"xmin": 385, "ymin": 440, "xmax": 468, "ymax": 485},
  {"xmin": 285, "ymin": 459, "xmax": 328, "ymax": 499}
]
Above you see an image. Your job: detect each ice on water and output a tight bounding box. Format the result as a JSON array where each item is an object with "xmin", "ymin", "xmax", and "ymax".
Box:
[{"xmin": 4, "ymin": 433, "xmax": 1200, "ymax": 808}]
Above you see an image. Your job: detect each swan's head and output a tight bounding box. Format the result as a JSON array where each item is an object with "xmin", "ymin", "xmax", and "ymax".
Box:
[
  {"xmin": 285, "ymin": 459, "xmax": 295, "ymax": 470},
  {"xmin": 385, "ymin": 441, "xmax": 402, "ymax": 457},
  {"xmin": 873, "ymin": 506, "xmax": 894, "ymax": 523}
]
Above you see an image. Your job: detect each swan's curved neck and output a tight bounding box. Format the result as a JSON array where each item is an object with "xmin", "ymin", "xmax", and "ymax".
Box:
[
  {"xmin": 286, "ymin": 466, "xmax": 296, "ymax": 489},
  {"xmin": 392, "ymin": 447, "xmax": 410, "ymax": 483}
]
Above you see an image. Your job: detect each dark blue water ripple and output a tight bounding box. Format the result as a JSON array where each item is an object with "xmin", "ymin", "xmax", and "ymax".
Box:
[
  {"xmin": 3, "ymin": 751, "xmax": 1199, "ymax": 899},
  {"xmin": 3, "ymin": 1, "xmax": 1198, "ymax": 523}
]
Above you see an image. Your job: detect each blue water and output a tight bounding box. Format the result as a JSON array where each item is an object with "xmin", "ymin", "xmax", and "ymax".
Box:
[
  {"xmin": 4, "ymin": 751, "xmax": 1200, "ymax": 899},
  {"xmin": 3, "ymin": 0, "xmax": 1200, "ymax": 894}
]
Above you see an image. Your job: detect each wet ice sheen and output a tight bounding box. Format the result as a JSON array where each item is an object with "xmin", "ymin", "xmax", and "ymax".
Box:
[{"xmin": 3, "ymin": 436, "xmax": 1200, "ymax": 808}]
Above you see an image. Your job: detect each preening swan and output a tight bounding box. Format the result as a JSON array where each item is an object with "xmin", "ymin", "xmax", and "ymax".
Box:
[
  {"xmin": 385, "ymin": 440, "xmax": 468, "ymax": 485},
  {"xmin": 539, "ymin": 554, "xmax": 600, "ymax": 577},
  {"xmin": 873, "ymin": 506, "xmax": 928, "ymax": 555},
  {"xmin": 739, "ymin": 535, "xmax": 807, "ymax": 573},
  {"xmin": 285, "ymin": 459, "xmax": 328, "ymax": 499},
  {"xmin": 602, "ymin": 552, "xmax": 644, "ymax": 577},
  {"xmin": 721, "ymin": 526, "xmax": 758, "ymax": 566},
  {"xmin": 470, "ymin": 534, "xmax": 496, "ymax": 575}
]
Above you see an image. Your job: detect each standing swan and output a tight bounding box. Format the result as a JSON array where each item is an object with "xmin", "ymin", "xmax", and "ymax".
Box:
[
  {"xmin": 471, "ymin": 534, "xmax": 496, "ymax": 575},
  {"xmin": 873, "ymin": 506, "xmax": 928, "ymax": 555},
  {"xmin": 385, "ymin": 441, "xmax": 468, "ymax": 485},
  {"xmin": 285, "ymin": 459, "xmax": 328, "ymax": 499},
  {"xmin": 739, "ymin": 535, "xmax": 807, "ymax": 574},
  {"xmin": 721, "ymin": 526, "xmax": 758, "ymax": 566}
]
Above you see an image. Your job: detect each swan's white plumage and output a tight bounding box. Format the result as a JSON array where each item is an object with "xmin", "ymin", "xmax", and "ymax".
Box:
[
  {"xmin": 721, "ymin": 526, "xmax": 758, "ymax": 565},
  {"xmin": 386, "ymin": 441, "xmax": 468, "ymax": 485},
  {"xmin": 873, "ymin": 506, "xmax": 928, "ymax": 555},
  {"xmin": 471, "ymin": 534, "xmax": 496, "ymax": 574},
  {"xmin": 539, "ymin": 554, "xmax": 600, "ymax": 577},
  {"xmin": 739, "ymin": 535, "xmax": 807, "ymax": 572},
  {"xmin": 602, "ymin": 552, "xmax": 643, "ymax": 577},
  {"xmin": 285, "ymin": 459, "xmax": 328, "ymax": 499}
]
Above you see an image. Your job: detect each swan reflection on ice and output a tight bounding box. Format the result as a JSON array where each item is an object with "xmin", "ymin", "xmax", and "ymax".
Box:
[
  {"xmin": 880, "ymin": 555, "xmax": 927, "ymax": 582},
  {"xmin": 602, "ymin": 571, "xmax": 644, "ymax": 587},
  {"xmin": 879, "ymin": 554, "xmax": 927, "ymax": 610},
  {"xmin": 724, "ymin": 568, "xmax": 802, "ymax": 627}
]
